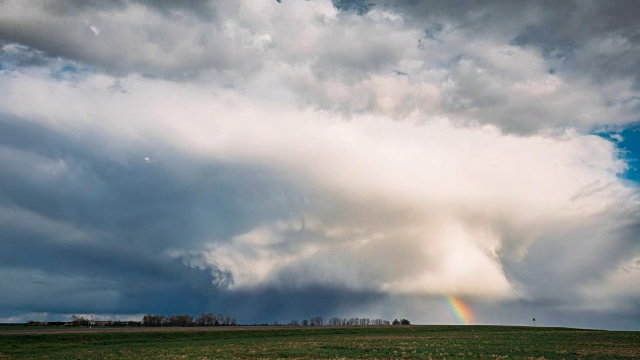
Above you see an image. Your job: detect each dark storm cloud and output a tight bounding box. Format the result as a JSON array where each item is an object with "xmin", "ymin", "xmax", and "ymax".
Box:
[
  {"xmin": 205, "ymin": 286, "xmax": 387, "ymax": 324},
  {"xmin": 502, "ymin": 215, "xmax": 640, "ymax": 299},
  {"xmin": 474, "ymin": 297, "xmax": 640, "ymax": 330},
  {"xmin": 0, "ymin": 114, "xmax": 352, "ymax": 321},
  {"xmin": 0, "ymin": 111, "xmax": 400, "ymax": 323},
  {"xmin": 0, "ymin": 115, "xmax": 302, "ymax": 240}
]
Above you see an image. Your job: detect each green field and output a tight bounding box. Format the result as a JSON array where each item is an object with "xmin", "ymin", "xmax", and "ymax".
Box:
[{"xmin": 1, "ymin": 325, "xmax": 638, "ymax": 359}]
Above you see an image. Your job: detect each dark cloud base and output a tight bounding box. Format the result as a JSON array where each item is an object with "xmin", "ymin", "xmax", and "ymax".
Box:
[
  {"xmin": 0, "ymin": 115, "xmax": 289, "ymax": 319},
  {"xmin": 0, "ymin": 115, "xmax": 390, "ymax": 324}
]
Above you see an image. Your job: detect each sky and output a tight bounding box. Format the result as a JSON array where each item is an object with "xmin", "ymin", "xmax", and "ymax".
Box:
[{"xmin": 0, "ymin": 0, "xmax": 639, "ymax": 330}]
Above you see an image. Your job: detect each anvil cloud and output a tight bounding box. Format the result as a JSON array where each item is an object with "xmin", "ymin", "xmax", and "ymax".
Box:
[{"xmin": 0, "ymin": 0, "xmax": 639, "ymax": 329}]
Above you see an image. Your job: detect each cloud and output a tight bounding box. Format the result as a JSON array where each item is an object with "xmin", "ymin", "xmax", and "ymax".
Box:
[
  {"xmin": 380, "ymin": 0, "xmax": 640, "ymax": 132},
  {"xmin": 0, "ymin": 0, "xmax": 239, "ymax": 77},
  {"xmin": 577, "ymin": 256, "xmax": 640, "ymax": 314},
  {"xmin": 1, "ymin": 66, "xmax": 638, "ymax": 316},
  {"xmin": 0, "ymin": 0, "xmax": 639, "ymax": 327},
  {"xmin": 89, "ymin": 25, "xmax": 100, "ymax": 36},
  {"xmin": 2, "ymin": 0, "xmax": 638, "ymax": 131}
]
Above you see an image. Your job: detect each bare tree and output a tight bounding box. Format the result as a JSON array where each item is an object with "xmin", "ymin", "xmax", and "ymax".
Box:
[
  {"xmin": 310, "ymin": 316, "xmax": 324, "ymax": 326},
  {"xmin": 71, "ymin": 315, "xmax": 89, "ymax": 326},
  {"xmin": 174, "ymin": 314, "xmax": 194, "ymax": 327},
  {"xmin": 142, "ymin": 314, "xmax": 165, "ymax": 327},
  {"xmin": 196, "ymin": 313, "xmax": 215, "ymax": 326}
]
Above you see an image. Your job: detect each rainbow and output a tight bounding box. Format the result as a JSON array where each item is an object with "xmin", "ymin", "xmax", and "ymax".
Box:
[{"xmin": 446, "ymin": 296, "xmax": 474, "ymax": 325}]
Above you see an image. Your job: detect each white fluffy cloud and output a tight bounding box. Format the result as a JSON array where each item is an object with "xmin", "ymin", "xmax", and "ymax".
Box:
[
  {"xmin": 1, "ymin": 64, "xmax": 636, "ymax": 302},
  {"xmin": 3, "ymin": 0, "xmax": 638, "ymax": 133}
]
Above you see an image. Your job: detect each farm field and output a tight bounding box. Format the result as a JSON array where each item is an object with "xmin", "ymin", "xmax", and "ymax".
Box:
[{"xmin": 0, "ymin": 325, "xmax": 638, "ymax": 359}]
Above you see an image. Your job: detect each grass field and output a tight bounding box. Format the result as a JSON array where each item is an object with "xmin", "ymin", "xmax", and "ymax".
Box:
[{"xmin": 1, "ymin": 325, "xmax": 638, "ymax": 359}]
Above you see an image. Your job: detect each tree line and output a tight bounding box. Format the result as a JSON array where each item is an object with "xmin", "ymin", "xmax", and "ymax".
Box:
[
  {"xmin": 142, "ymin": 313, "xmax": 238, "ymax": 327},
  {"xmin": 28, "ymin": 314, "xmax": 410, "ymax": 327},
  {"xmin": 32, "ymin": 313, "xmax": 238, "ymax": 327},
  {"xmin": 282, "ymin": 317, "xmax": 410, "ymax": 326}
]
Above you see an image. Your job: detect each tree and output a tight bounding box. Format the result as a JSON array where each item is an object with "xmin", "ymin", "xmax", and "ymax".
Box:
[
  {"xmin": 142, "ymin": 314, "xmax": 165, "ymax": 327},
  {"xmin": 310, "ymin": 316, "xmax": 324, "ymax": 326},
  {"xmin": 372, "ymin": 318, "xmax": 388, "ymax": 326},
  {"xmin": 172, "ymin": 314, "xmax": 194, "ymax": 327},
  {"xmin": 196, "ymin": 313, "xmax": 215, "ymax": 326},
  {"xmin": 400, "ymin": 319, "xmax": 411, "ymax": 325},
  {"xmin": 224, "ymin": 316, "xmax": 236, "ymax": 326},
  {"xmin": 302, "ymin": 319, "xmax": 309, "ymax": 326},
  {"xmin": 71, "ymin": 315, "xmax": 89, "ymax": 326}
]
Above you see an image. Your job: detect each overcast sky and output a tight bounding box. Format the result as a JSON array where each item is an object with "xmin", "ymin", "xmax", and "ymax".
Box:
[{"xmin": 1, "ymin": 0, "xmax": 639, "ymax": 330}]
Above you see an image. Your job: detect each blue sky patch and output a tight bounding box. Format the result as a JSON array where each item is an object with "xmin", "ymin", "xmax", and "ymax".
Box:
[
  {"xmin": 598, "ymin": 124, "xmax": 640, "ymax": 183},
  {"xmin": 50, "ymin": 63, "xmax": 92, "ymax": 81}
]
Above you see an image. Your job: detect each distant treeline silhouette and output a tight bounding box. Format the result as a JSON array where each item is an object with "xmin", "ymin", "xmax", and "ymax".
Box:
[
  {"xmin": 142, "ymin": 313, "xmax": 238, "ymax": 327},
  {"xmin": 26, "ymin": 314, "xmax": 411, "ymax": 327},
  {"xmin": 27, "ymin": 317, "xmax": 141, "ymax": 327},
  {"xmin": 276, "ymin": 317, "xmax": 410, "ymax": 326}
]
